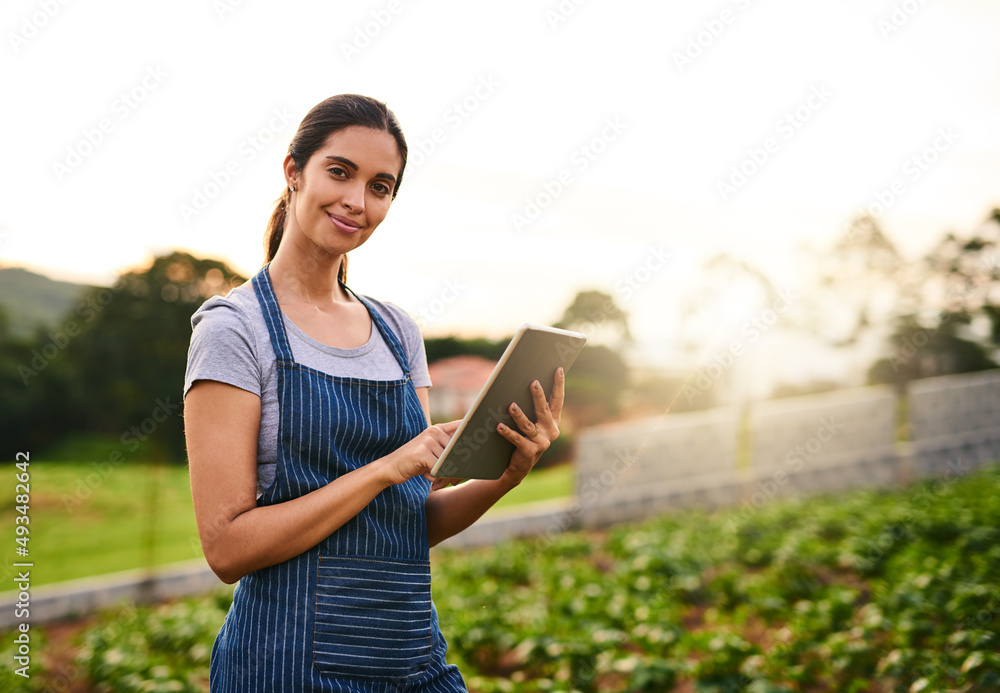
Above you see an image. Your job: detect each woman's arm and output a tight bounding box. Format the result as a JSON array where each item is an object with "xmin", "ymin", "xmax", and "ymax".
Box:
[
  {"xmin": 186, "ymin": 380, "xmax": 457, "ymax": 583},
  {"xmin": 422, "ymin": 368, "xmax": 565, "ymax": 547}
]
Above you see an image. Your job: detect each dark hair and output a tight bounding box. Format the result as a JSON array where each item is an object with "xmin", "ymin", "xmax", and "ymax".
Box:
[{"xmin": 264, "ymin": 94, "xmax": 408, "ymax": 281}]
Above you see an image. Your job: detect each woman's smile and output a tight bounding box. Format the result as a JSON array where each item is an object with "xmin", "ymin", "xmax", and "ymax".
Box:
[{"xmin": 327, "ymin": 212, "xmax": 362, "ymax": 234}]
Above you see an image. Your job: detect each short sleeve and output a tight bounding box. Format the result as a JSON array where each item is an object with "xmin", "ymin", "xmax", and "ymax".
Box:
[{"xmin": 183, "ymin": 296, "xmax": 263, "ymax": 399}]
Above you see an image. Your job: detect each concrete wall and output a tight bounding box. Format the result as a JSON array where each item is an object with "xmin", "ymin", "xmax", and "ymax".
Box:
[
  {"xmin": 747, "ymin": 385, "xmax": 900, "ymax": 497},
  {"xmin": 575, "ymin": 407, "xmax": 741, "ymax": 527},
  {"xmin": 909, "ymin": 369, "xmax": 1000, "ymax": 476},
  {"xmin": 575, "ymin": 371, "xmax": 1000, "ymax": 530}
]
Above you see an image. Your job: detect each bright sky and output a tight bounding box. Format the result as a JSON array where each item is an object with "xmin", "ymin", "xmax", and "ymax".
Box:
[{"xmin": 3, "ymin": 0, "xmax": 1000, "ymax": 378}]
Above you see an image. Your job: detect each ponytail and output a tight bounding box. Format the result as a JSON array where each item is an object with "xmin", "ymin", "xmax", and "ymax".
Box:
[{"xmin": 264, "ymin": 189, "xmax": 290, "ymax": 263}]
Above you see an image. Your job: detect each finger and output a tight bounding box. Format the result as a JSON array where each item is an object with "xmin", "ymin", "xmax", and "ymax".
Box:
[
  {"xmin": 548, "ymin": 367, "xmax": 566, "ymax": 422},
  {"xmin": 507, "ymin": 400, "xmax": 536, "ymax": 435},
  {"xmin": 427, "ymin": 421, "xmax": 459, "ymax": 447},
  {"xmin": 426, "ymin": 471, "xmax": 464, "ymax": 487},
  {"xmin": 529, "ymin": 379, "xmax": 554, "ymax": 427},
  {"xmin": 497, "ymin": 421, "xmax": 534, "ymax": 454}
]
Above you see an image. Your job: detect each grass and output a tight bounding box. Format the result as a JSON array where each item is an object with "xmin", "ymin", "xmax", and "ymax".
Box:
[
  {"xmin": 0, "ymin": 437, "xmax": 575, "ymax": 589},
  {"xmin": 1, "ymin": 457, "xmax": 201, "ymax": 590},
  {"xmin": 487, "ymin": 463, "xmax": 574, "ymax": 513}
]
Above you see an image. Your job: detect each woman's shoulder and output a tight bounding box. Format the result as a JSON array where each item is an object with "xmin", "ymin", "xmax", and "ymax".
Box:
[{"xmin": 191, "ymin": 280, "xmax": 262, "ymax": 332}]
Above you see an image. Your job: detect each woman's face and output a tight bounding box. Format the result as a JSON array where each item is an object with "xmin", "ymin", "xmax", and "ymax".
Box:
[{"xmin": 286, "ymin": 125, "xmax": 403, "ymax": 258}]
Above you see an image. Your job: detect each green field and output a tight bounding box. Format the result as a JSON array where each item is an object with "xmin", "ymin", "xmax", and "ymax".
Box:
[
  {"xmin": 1, "ymin": 457, "xmax": 202, "ymax": 589},
  {"xmin": 0, "ymin": 439, "xmax": 574, "ymax": 589},
  {"xmin": 4, "ymin": 462, "xmax": 998, "ymax": 692}
]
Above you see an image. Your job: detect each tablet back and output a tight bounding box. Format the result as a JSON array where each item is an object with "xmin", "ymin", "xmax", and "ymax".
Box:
[{"xmin": 433, "ymin": 324, "xmax": 587, "ymax": 480}]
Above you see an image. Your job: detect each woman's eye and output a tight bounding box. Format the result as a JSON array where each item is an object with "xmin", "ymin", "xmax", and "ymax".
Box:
[
  {"xmin": 328, "ymin": 167, "xmax": 347, "ymax": 177},
  {"xmin": 372, "ymin": 182, "xmax": 390, "ymax": 195}
]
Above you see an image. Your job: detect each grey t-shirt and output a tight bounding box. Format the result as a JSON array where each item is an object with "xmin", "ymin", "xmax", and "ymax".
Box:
[{"xmin": 183, "ymin": 280, "xmax": 431, "ymax": 497}]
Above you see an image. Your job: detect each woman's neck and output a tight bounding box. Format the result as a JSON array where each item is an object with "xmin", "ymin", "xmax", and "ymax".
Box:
[{"xmin": 268, "ymin": 241, "xmax": 350, "ymax": 306}]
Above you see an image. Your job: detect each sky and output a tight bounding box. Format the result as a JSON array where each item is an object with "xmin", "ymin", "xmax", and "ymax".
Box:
[{"xmin": 3, "ymin": 0, "xmax": 1000, "ymax": 385}]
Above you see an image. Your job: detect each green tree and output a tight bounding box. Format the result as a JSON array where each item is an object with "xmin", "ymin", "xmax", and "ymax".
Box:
[
  {"xmin": 424, "ymin": 335, "xmax": 509, "ymax": 364},
  {"xmin": 868, "ymin": 314, "xmax": 997, "ymax": 385},
  {"xmin": 553, "ymin": 290, "xmax": 632, "ymax": 426},
  {"xmin": 867, "ymin": 209, "xmax": 1000, "ymax": 385},
  {"xmin": 554, "ymin": 289, "xmax": 632, "ymax": 347},
  {"xmin": 67, "ymin": 252, "xmax": 247, "ymax": 461},
  {"xmin": 0, "ymin": 307, "xmax": 84, "ymax": 458}
]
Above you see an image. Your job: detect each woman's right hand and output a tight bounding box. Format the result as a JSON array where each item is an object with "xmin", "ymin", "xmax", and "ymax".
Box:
[{"xmin": 379, "ymin": 420, "xmax": 461, "ymax": 486}]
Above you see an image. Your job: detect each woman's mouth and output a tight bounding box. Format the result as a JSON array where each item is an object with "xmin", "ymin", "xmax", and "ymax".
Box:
[{"xmin": 327, "ymin": 213, "xmax": 362, "ymax": 234}]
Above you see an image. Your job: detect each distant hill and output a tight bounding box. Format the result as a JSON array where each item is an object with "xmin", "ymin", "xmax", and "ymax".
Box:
[{"xmin": 0, "ymin": 266, "xmax": 96, "ymax": 339}]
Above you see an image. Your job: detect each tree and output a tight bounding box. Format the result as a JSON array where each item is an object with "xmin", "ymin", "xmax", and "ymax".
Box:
[
  {"xmin": 554, "ymin": 289, "xmax": 632, "ymax": 348},
  {"xmin": 0, "ymin": 306, "xmax": 84, "ymax": 459},
  {"xmin": 866, "ymin": 209, "xmax": 1000, "ymax": 385},
  {"xmin": 809, "ymin": 213, "xmax": 907, "ymax": 349},
  {"xmin": 67, "ymin": 252, "xmax": 247, "ymax": 461},
  {"xmin": 424, "ymin": 335, "xmax": 509, "ymax": 364},
  {"xmin": 552, "ymin": 290, "xmax": 632, "ymax": 426}
]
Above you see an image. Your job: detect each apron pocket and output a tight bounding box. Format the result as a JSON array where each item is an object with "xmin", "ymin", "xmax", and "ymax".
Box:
[{"xmin": 314, "ymin": 556, "xmax": 433, "ymax": 683}]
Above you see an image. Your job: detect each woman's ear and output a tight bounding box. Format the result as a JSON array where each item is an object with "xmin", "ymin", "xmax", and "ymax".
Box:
[{"xmin": 283, "ymin": 154, "xmax": 298, "ymax": 190}]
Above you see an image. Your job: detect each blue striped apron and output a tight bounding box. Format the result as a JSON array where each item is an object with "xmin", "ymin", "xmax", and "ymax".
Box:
[{"xmin": 209, "ymin": 263, "xmax": 466, "ymax": 692}]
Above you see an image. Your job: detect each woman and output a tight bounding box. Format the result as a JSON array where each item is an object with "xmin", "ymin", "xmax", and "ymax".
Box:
[{"xmin": 183, "ymin": 94, "xmax": 565, "ymax": 692}]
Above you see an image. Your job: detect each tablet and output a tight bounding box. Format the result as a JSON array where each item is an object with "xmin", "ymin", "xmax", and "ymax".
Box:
[{"xmin": 429, "ymin": 324, "xmax": 588, "ymax": 480}]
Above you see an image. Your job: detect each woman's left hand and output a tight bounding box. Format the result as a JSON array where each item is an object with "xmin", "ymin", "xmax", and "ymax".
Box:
[{"xmin": 496, "ymin": 367, "xmax": 566, "ymax": 487}]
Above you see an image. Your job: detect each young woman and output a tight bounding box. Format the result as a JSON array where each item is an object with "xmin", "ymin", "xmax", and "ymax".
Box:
[{"xmin": 183, "ymin": 94, "xmax": 566, "ymax": 692}]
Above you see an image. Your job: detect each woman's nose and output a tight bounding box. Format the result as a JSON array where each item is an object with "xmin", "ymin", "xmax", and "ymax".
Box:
[{"xmin": 341, "ymin": 182, "xmax": 365, "ymax": 211}]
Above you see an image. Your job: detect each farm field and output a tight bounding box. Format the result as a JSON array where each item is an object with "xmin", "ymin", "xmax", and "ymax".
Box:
[
  {"xmin": 3, "ymin": 462, "xmax": 998, "ymax": 691},
  {"xmin": 0, "ymin": 444, "xmax": 573, "ymax": 589}
]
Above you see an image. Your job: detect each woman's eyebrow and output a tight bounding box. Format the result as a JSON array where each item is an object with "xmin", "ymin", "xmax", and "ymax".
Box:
[
  {"xmin": 325, "ymin": 155, "xmax": 397, "ymax": 185},
  {"xmin": 325, "ymin": 155, "xmax": 358, "ymax": 170}
]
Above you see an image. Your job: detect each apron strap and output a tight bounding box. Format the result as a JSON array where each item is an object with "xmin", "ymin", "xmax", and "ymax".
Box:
[
  {"xmin": 252, "ymin": 263, "xmax": 295, "ymax": 364},
  {"xmin": 344, "ymin": 283, "xmax": 413, "ymax": 380},
  {"xmin": 252, "ymin": 262, "xmax": 413, "ymax": 379}
]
